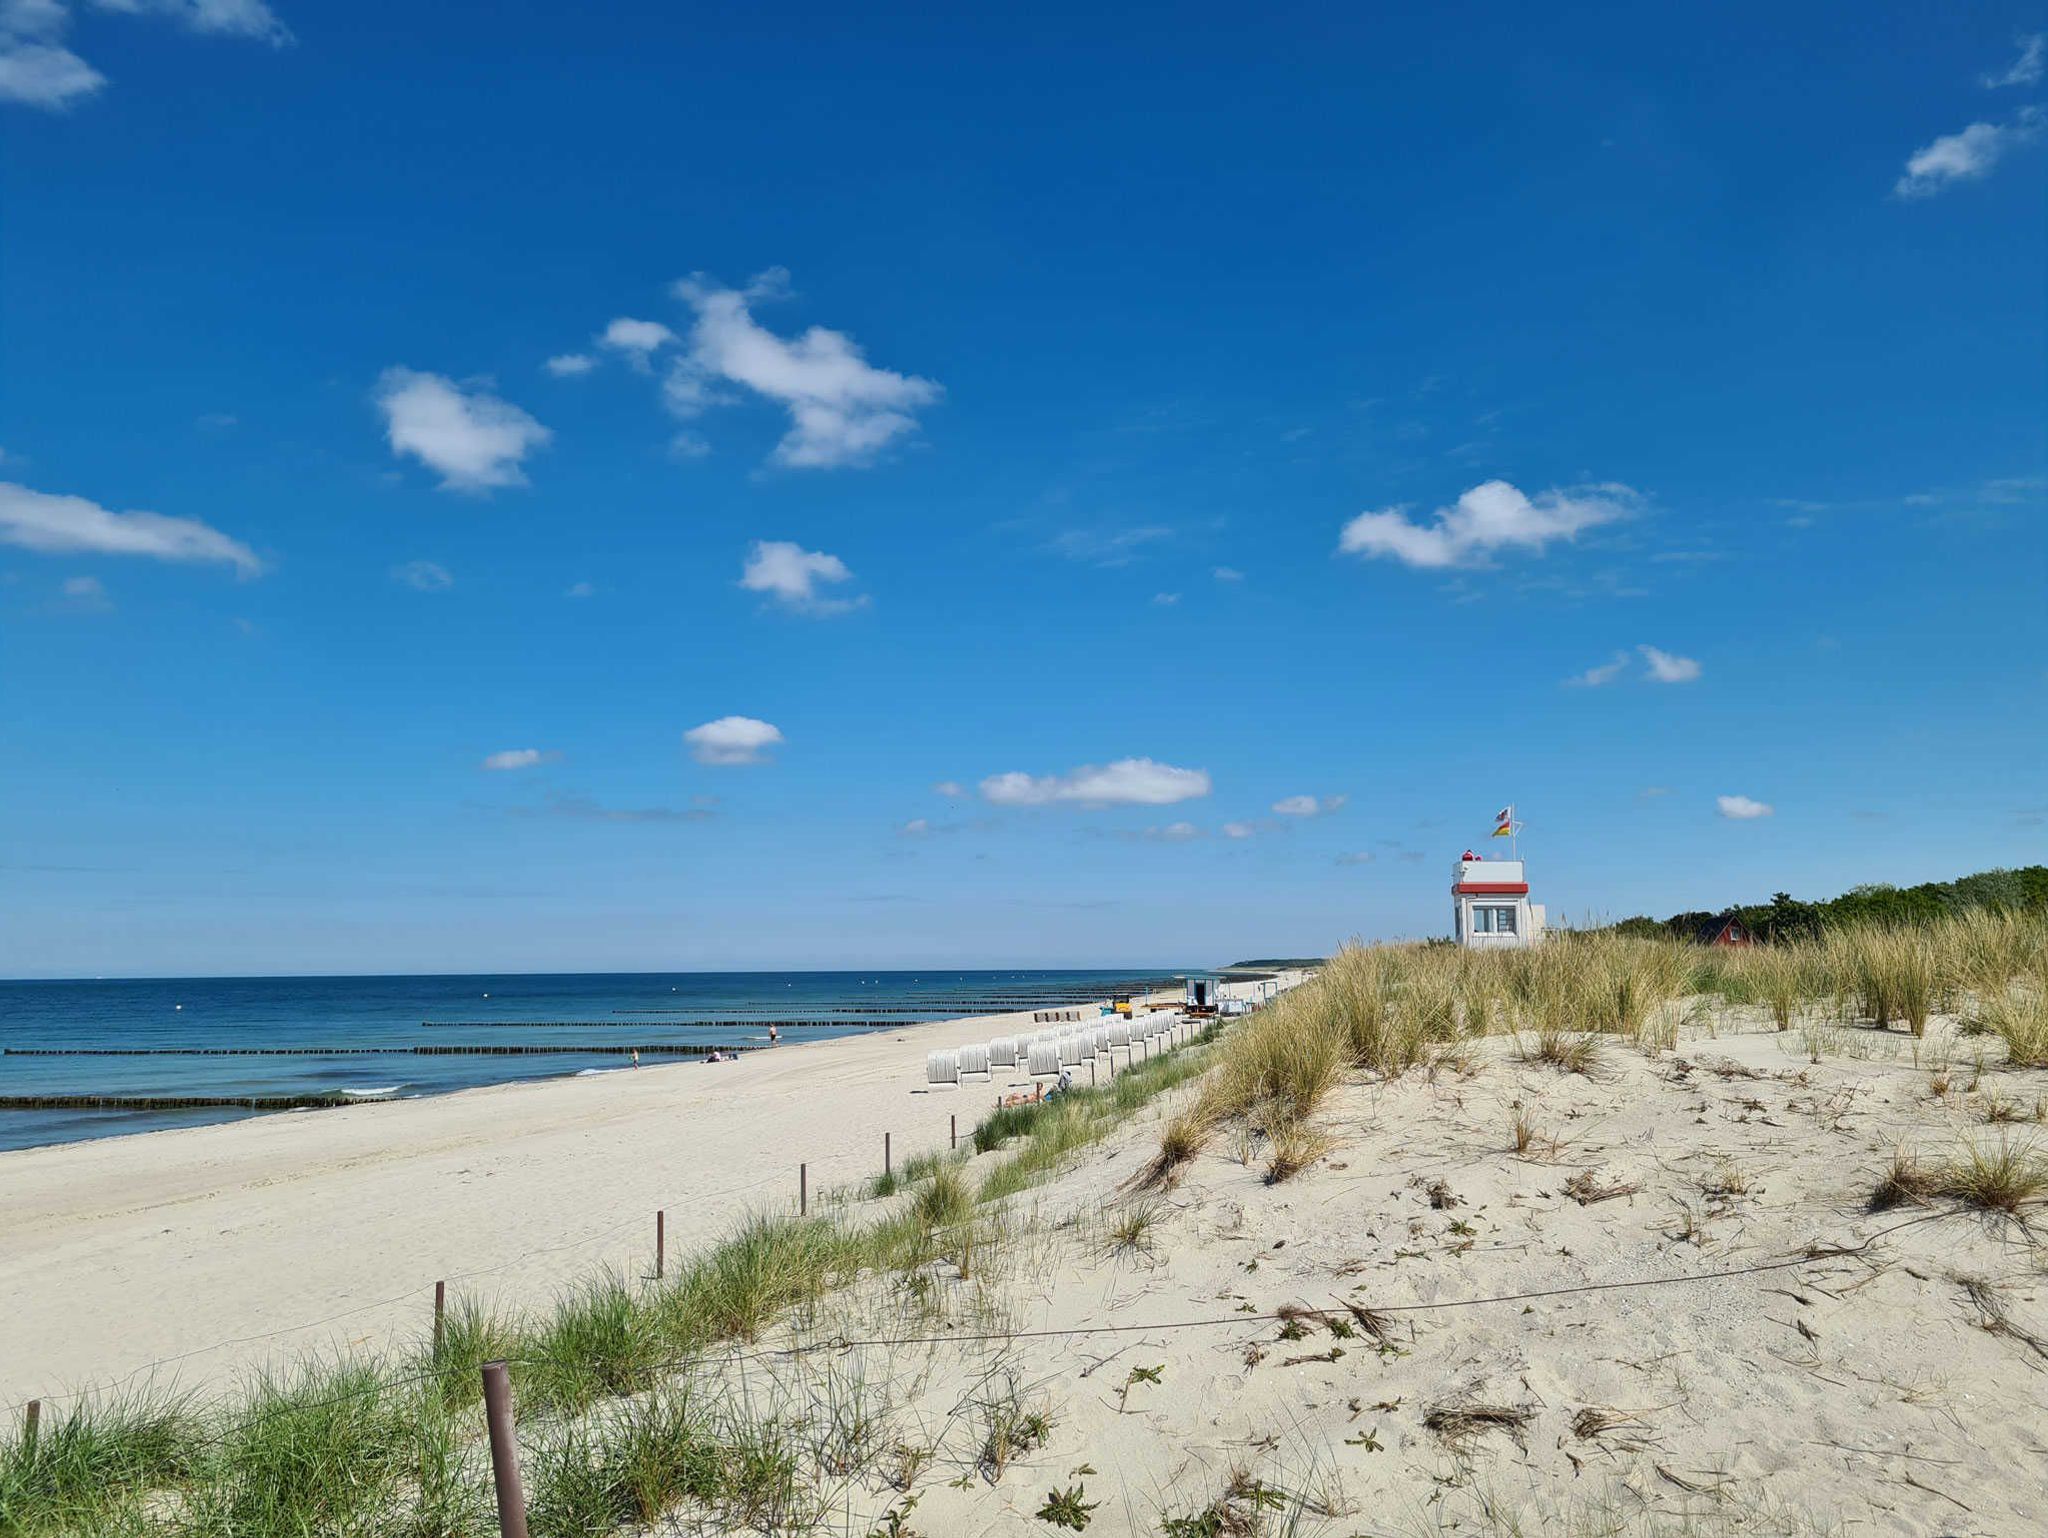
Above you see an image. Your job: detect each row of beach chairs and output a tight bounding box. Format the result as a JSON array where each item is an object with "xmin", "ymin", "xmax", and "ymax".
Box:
[{"xmin": 926, "ymin": 1014, "xmax": 1192, "ymax": 1088}]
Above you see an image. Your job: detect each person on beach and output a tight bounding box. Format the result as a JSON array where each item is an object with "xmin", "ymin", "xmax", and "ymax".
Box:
[
  {"xmin": 705, "ymin": 1050, "xmax": 724, "ymax": 1064},
  {"xmin": 768, "ymin": 1025, "xmax": 780, "ymax": 1044},
  {"xmin": 630, "ymin": 1049, "xmax": 640, "ymax": 1069}
]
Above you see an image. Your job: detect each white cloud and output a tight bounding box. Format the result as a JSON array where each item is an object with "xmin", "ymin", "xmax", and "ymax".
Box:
[
  {"xmin": 1338, "ymin": 479, "xmax": 1636, "ymax": 569},
  {"xmin": 1221, "ymin": 821, "xmax": 1257, "ymax": 839},
  {"xmin": 1142, "ymin": 821, "xmax": 1202, "ymax": 842},
  {"xmin": 1212, "ymin": 565, "xmax": 1245, "ymax": 582},
  {"xmin": 1638, "ymin": 644, "xmax": 1701, "ymax": 683},
  {"xmin": 0, "ymin": 39, "xmax": 101, "ymax": 105},
  {"xmin": 545, "ymin": 353, "xmax": 596, "ymax": 378},
  {"xmin": 979, "ymin": 757, "xmax": 1210, "ymax": 808},
  {"xmin": 1335, "ymin": 851, "xmax": 1376, "ymax": 866},
  {"xmin": 1566, "ymin": 652, "xmax": 1629, "ymax": 687},
  {"xmin": 564, "ymin": 580, "xmax": 595, "ymax": 599},
  {"xmin": 1152, "ymin": 591, "xmax": 1180, "ymax": 606},
  {"xmin": 1984, "ymin": 33, "xmax": 2044, "ymax": 89},
  {"xmin": 599, "ymin": 317, "xmax": 675, "ymax": 369},
  {"xmin": 685, "ymin": 715, "xmax": 784, "ymax": 766},
  {"xmin": 0, "ymin": 480, "xmax": 261, "ymax": 574},
  {"xmin": 739, "ymin": 539, "xmax": 865, "ymax": 616},
  {"xmin": 933, "ymin": 781, "xmax": 965, "ymax": 798},
  {"xmin": 375, "ymin": 368, "xmax": 550, "ymax": 493},
  {"xmin": 899, "ymin": 818, "xmax": 930, "ymax": 836},
  {"xmin": 1894, "ymin": 109, "xmax": 2042, "ymax": 197},
  {"xmin": 1047, "ymin": 526, "xmax": 1171, "ymax": 566},
  {"xmin": 1272, "ymin": 793, "xmax": 1346, "ymax": 817},
  {"xmin": 481, "ymin": 748, "xmax": 557, "ymax": 771},
  {"xmin": 667, "ymin": 269, "xmax": 941, "ymax": 468},
  {"xmin": 1716, "ymin": 794, "xmax": 1773, "ymax": 820},
  {"xmin": 392, "ymin": 559, "xmax": 452, "ymax": 591},
  {"xmin": 1, "ymin": 0, "xmax": 285, "ymax": 112}
]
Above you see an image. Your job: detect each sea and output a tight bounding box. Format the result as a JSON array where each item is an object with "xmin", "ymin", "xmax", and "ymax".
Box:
[{"xmin": 0, "ymin": 970, "xmax": 1185, "ymax": 1154}]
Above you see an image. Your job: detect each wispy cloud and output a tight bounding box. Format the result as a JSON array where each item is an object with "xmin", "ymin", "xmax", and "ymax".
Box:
[
  {"xmin": 0, "ymin": 480, "xmax": 262, "ymax": 575},
  {"xmin": 57, "ymin": 573, "xmax": 110, "ymax": 611},
  {"xmin": 1212, "ymin": 565, "xmax": 1245, "ymax": 583},
  {"xmin": 1338, "ymin": 480, "xmax": 1636, "ymax": 569},
  {"xmin": 481, "ymin": 748, "xmax": 559, "ymax": 772},
  {"xmin": 545, "ymin": 353, "xmax": 595, "ymax": 378},
  {"xmin": 1, "ymin": 0, "xmax": 288, "ymax": 112},
  {"xmin": 1566, "ymin": 652, "xmax": 1629, "ymax": 688},
  {"xmin": 564, "ymin": 580, "xmax": 595, "ymax": 599},
  {"xmin": 375, "ymin": 368, "xmax": 550, "ymax": 492},
  {"xmin": 684, "ymin": 715, "xmax": 784, "ymax": 766},
  {"xmin": 663, "ymin": 268, "xmax": 941, "ymax": 468},
  {"xmin": 521, "ymin": 792, "xmax": 713, "ymax": 825},
  {"xmin": 1334, "ymin": 850, "xmax": 1376, "ymax": 866},
  {"xmin": 1272, "ymin": 793, "xmax": 1347, "ymax": 818},
  {"xmin": 739, "ymin": 539, "xmax": 866, "ymax": 616},
  {"xmin": 1984, "ymin": 33, "xmax": 2044, "ymax": 89},
  {"xmin": 1152, "ymin": 591, "xmax": 1180, "ymax": 606},
  {"xmin": 1221, "ymin": 821, "xmax": 1257, "ymax": 839},
  {"xmin": 1716, "ymin": 794, "xmax": 1773, "ymax": 820},
  {"xmin": 392, "ymin": 559, "xmax": 453, "ymax": 591},
  {"xmin": 932, "ymin": 780, "xmax": 966, "ymax": 798},
  {"xmin": 980, "ymin": 757, "xmax": 1210, "ymax": 808},
  {"xmin": 1894, "ymin": 107, "xmax": 2042, "ymax": 198},
  {"xmin": 1047, "ymin": 525, "xmax": 1172, "ymax": 567},
  {"xmin": 1565, "ymin": 645, "xmax": 1700, "ymax": 686}
]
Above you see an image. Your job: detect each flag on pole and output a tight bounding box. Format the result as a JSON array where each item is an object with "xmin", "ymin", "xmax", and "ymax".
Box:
[{"xmin": 1492, "ymin": 805, "xmax": 1514, "ymax": 838}]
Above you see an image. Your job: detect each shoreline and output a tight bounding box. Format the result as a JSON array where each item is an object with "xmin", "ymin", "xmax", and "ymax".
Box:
[{"xmin": 0, "ymin": 986, "xmax": 1231, "ymax": 1408}]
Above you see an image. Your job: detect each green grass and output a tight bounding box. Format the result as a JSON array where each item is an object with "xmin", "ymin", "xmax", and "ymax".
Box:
[
  {"xmin": 185, "ymin": 1359, "xmax": 418, "ymax": 1538},
  {"xmin": 0, "ymin": 1389, "xmax": 204, "ymax": 1537},
  {"xmin": 516, "ymin": 1272, "xmax": 666, "ymax": 1416}
]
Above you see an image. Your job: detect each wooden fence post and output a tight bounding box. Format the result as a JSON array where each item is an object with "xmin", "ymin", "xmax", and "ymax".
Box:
[
  {"xmin": 655, "ymin": 1210, "xmax": 665, "ymax": 1280},
  {"xmin": 480, "ymin": 1361, "xmax": 529, "ymax": 1538},
  {"xmin": 433, "ymin": 1280, "xmax": 446, "ymax": 1359},
  {"xmin": 800, "ymin": 1162, "xmax": 808, "ymax": 1215}
]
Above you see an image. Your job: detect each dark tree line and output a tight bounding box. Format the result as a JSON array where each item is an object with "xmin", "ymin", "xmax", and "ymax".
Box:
[{"xmin": 1601, "ymin": 866, "xmax": 2048, "ymax": 944}]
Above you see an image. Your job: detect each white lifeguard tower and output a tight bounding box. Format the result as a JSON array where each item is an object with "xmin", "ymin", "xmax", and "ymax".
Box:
[{"xmin": 1451, "ymin": 856, "xmax": 1545, "ymax": 950}]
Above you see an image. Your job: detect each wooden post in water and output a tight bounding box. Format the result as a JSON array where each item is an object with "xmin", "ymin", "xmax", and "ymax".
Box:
[
  {"xmin": 433, "ymin": 1281, "xmax": 446, "ymax": 1359},
  {"xmin": 480, "ymin": 1362, "xmax": 529, "ymax": 1538}
]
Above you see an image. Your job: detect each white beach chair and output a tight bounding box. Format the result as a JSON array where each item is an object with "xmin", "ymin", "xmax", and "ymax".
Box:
[
  {"xmin": 927, "ymin": 1050, "xmax": 960, "ymax": 1087},
  {"xmin": 1107, "ymin": 1021, "xmax": 1131, "ymax": 1051},
  {"xmin": 1026, "ymin": 1040, "xmax": 1060, "ymax": 1078},
  {"xmin": 1057, "ymin": 1035, "xmax": 1087, "ymax": 1068},
  {"xmin": 988, "ymin": 1036, "xmax": 1018, "ymax": 1068},
  {"xmin": 957, "ymin": 1043, "xmax": 991, "ymax": 1079}
]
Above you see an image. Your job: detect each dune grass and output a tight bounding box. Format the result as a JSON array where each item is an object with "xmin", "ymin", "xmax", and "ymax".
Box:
[
  {"xmin": 1873, "ymin": 1138, "xmax": 2048, "ymax": 1215},
  {"xmin": 0, "ymin": 1388, "xmax": 204, "ymax": 1537}
]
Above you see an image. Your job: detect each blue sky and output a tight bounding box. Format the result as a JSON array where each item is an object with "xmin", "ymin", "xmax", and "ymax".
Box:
[{"xmin": 2, "ymin": 2, "xmax": 2044, "ymax": 977}]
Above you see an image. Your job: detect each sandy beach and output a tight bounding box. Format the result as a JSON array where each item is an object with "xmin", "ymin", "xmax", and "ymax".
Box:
[{"xmin": 0, "ymin": 1000, "xmax": 1130, "ymax": 1407}]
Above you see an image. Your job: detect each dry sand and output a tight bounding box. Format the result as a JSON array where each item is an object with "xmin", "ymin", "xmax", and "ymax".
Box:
[
  {"xmin": 714, "ymin": 1007, "xmax": 2048, "ymax": 1536},
  {"xmin": 0, "ymin": 1001, "xmax": 1135, "ymax": 1406}
]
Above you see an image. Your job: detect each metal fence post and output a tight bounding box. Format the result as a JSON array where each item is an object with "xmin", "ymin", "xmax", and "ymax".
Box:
[{"xmin": 480, "ymin": 1361, "xmax": 529, "ymax": 1538}]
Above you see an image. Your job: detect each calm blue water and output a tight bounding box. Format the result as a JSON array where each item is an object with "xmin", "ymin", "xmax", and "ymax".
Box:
[{"xmin": 0, "ymin": 970, "xmax": 1178, "ymax": 1152}]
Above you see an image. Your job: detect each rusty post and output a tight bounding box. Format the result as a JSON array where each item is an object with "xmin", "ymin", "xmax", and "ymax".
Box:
[
  {"xmin": 23, "ymin": 1399, "xmax": 38, "ymax": 1454},
  {"xmin": 800, "ymin": 1162, "xmax": 808, "ymax": 1215},
  {"xmin": 950, "ymin": 1113, "xmax": 957, "ymax": 1150},
  {"xmin": 884, "ymin": 1131, "xmax": 891, "ymax": 1178},
  {"xmin": 433, "ymin": 1280, "xmax": 446, "ymax": 1359},
  {"xmin": 1089, "ymin": 1058, "xmax": 1097, "ymax": 1087},
  {"xmin": 655, "ymin": 1210, "xmax": 665, "ymax": 1281},
  {"xmin": 480, "ymin": 1361, "xmax": 529, "ymax": 1538}
]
